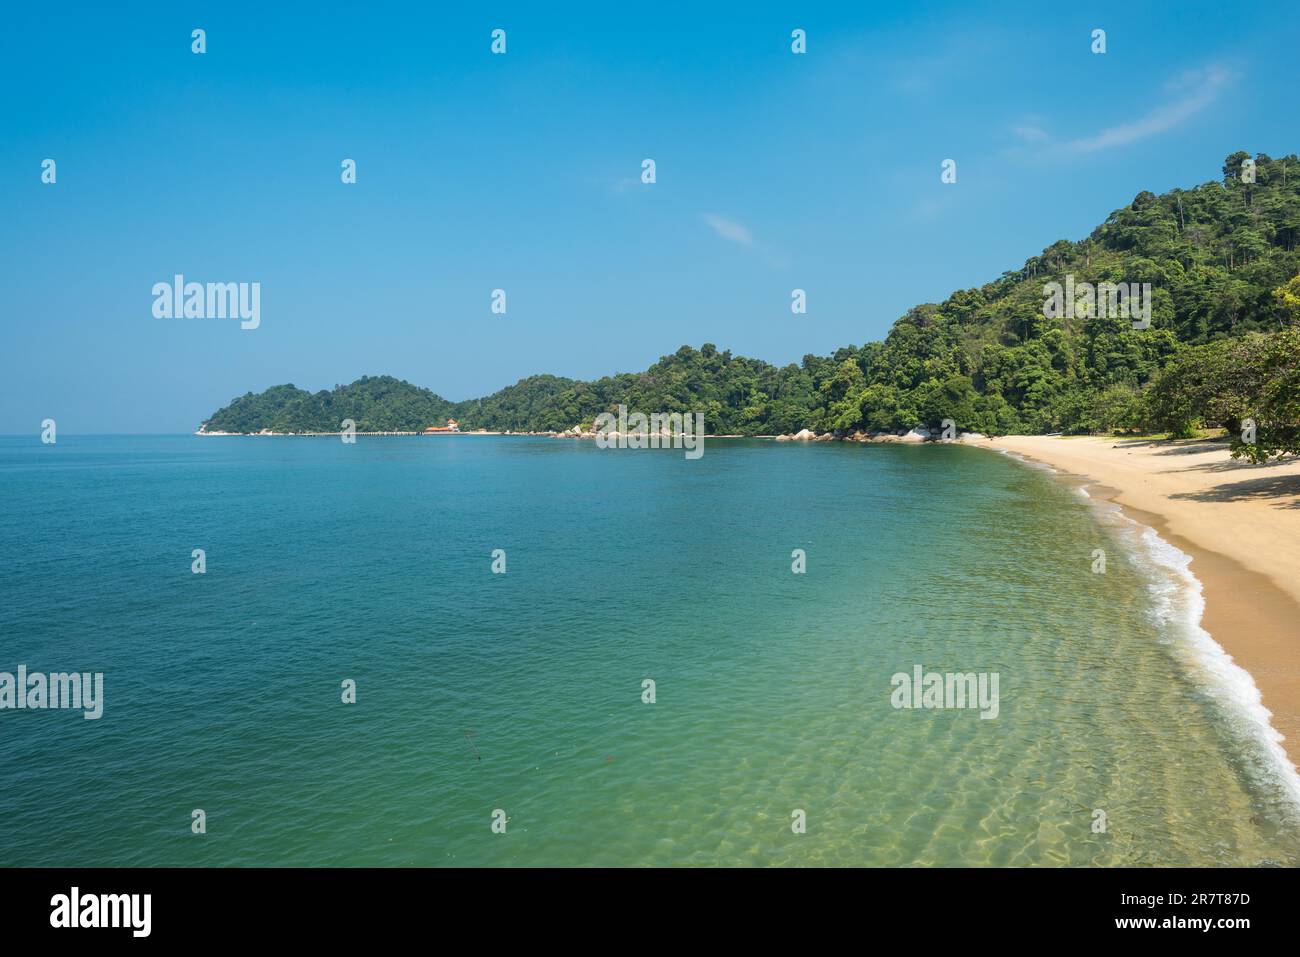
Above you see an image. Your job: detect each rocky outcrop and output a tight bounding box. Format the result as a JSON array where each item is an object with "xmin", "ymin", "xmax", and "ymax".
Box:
[{"xmin": 771, "ymin": 426, "xmax": 986, "ymax": 444}]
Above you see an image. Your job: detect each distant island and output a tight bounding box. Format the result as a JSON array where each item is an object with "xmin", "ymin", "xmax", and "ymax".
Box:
[{"xmin": 202, "ymin": 152, "xmax": 1300, "ymax": 462}]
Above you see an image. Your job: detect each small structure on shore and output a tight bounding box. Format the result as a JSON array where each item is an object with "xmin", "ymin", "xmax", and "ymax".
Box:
[{"xmin": 424, "ymin": 418, "xmax": 460, "ymax": 434}]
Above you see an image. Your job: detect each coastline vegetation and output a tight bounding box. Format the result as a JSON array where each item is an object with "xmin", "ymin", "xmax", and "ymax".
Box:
[{"xmin": 204, "ymin": 153, "xmax": 1300, "ymax": 459}]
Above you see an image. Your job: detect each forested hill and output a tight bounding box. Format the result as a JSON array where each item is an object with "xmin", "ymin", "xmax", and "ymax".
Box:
[
  {"xmin": 203, "ymin": 151, "xmax": 1300, "ymax": 438},
  {"xmin": 201, "ymin": 377, "xmax": 461, "ymax": 434}
]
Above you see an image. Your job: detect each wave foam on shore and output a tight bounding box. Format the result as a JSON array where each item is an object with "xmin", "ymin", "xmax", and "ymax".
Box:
[
  {"xmin": 993, "ymin": 440, "xmax": 1300, "ymax": 812},
  {"xmin": 1120, "ymin": 511, "xmax": 1300, "ymax": 811}
]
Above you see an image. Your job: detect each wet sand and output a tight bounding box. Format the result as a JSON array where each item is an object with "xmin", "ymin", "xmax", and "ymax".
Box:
[{"xmin": 981, "ymin": 435, "xmax": 1300, "ymax": 771}]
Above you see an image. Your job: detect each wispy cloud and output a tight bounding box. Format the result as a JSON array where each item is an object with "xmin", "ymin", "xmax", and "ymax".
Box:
[
  {"xmin": 1066, "ymin": 65, "xmax": 1235, "ymax": 153},
  {"xmin": 1009, "ymin": 64, "xmax": 1237, "ymax": 157},
  {"xmin": 702, "ymin": 213, "xmax": 754, "ymax": 247},
  {"xmin": 598, "ymin": 175, "xmax": 642, "ymax": 195},
  {"xmin": 1011, "ymin": 123, "xmax": 1050, "ymax": 144},
  {"xmin": 909, "ymin": 195, "xmax": 955, "ymax": 222}
]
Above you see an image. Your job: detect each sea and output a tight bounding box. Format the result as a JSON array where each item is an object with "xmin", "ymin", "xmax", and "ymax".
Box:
[{"xmin": 2, "ymin": 434, "xmax": 1298, "ymax": 866}]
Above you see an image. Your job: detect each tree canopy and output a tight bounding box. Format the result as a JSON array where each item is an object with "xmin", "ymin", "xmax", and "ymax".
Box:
[{"xmin": 204, "ymin": 152, "xmax": 1300, "ymax": 446}]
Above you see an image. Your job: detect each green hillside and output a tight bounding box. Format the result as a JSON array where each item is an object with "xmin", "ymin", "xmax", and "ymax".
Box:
[
  {"xmin": 203, "ymin": 376, "xmax": 458, "ymax": 433},
  {"xmin": 204, "ymin": 152, "xmax": 1300, "ymax": 453}
]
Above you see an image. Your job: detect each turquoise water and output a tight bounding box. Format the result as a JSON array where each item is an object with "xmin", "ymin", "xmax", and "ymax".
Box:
[{"xmin": 1, "ymin": 435, "xmax": 1298, "ymax": 866}]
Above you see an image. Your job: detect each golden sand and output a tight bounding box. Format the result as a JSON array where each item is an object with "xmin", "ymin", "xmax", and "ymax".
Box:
[{"xmin": 984, "ymin": 435, "xmax": 1300, "ymax": 768}]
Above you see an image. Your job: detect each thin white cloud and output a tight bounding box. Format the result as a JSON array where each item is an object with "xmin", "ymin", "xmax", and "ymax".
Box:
[
  {"xmin": 1011, "ymin": 123, "xmax": 1050, "ymax": 143},
  {"xmin": 1064, "ymin": 64, "xmax": 1235, "ymax": 153},
  {"xmin": 702, "ymin": 213, "xmax": 754, "ymax": 247}
]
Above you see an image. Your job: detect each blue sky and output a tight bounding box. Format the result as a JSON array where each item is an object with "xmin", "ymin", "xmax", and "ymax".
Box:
[{"xmin": 2, "ymin": 1, "xmax": 1296, "ymax": 432}]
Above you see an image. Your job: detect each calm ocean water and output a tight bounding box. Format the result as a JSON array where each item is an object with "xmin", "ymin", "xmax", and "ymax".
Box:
[{"xmin": 1, "ymin": 434, "xmax": 1298, "ymax": 866}]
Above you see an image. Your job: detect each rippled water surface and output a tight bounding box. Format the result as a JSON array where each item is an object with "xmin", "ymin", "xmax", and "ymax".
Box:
[{"xmin": 1, "ymin": 435, "xmax": 1297, "ymax": 866}]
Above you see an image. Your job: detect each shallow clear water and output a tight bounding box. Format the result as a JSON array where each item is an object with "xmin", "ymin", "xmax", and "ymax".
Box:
[{"xmin": 1, "ymin": 435, "xmax": 1297, "ymax": 866}]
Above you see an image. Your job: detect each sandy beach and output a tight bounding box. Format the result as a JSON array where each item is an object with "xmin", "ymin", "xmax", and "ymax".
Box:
[{"xmin": 982, "ymin": 435, "xmax": 1300, "ymax": 771}]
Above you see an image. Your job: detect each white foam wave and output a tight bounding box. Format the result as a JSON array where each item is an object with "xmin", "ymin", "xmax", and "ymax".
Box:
[
  {"xmin": 1095, "ymin": 496, "xmax": 1300, "ymax": 809},
  {"xmin": 991, "ymin": 445, "xmax": 1300, "ymax": 811}
]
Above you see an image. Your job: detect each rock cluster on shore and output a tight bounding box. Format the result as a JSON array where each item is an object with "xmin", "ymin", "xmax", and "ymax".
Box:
[
  {"xmin": 774, "ymin": 427, "xmax": 987, "ymax": 444},
  {"xmin": 198, "ymin": 423, "xmax": 990, "ymax": 444}
]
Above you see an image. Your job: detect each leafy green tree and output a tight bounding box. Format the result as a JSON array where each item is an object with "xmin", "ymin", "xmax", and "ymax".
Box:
[
  {"xmin": 1275, "ymin": 273, "xmax": 1300, "ymax": 323},
  {"xmin": 1230, "ymin": 327, "xmax": 1300, "ymax": 461},
  {"xmin": 205, "ymin": 154, "xmax": 1300, "ymax": 444}
]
